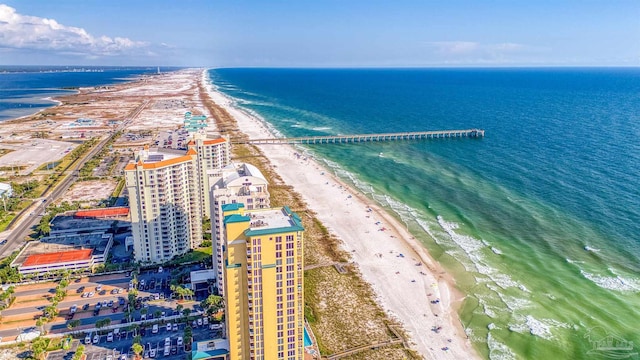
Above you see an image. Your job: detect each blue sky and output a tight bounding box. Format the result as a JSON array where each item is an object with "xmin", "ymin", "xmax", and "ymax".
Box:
[{"xmin": 0, "ymin": 1, "xmax": 638, "ymax": 67}]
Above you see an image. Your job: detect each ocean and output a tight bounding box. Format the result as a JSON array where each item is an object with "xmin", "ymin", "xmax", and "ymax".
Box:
[
  {"xmin": 208, "ymin": 68, "xmax": 640, "ymax": 360},
  {"xmin": 0, "ymin": 66, "xmax": 175, "ymax": 122}
]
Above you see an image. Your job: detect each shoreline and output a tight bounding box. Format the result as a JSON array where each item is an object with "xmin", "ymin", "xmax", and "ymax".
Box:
[{"xmin": 202, "ymin": 70, "xmax": 480, "ymax": 360}]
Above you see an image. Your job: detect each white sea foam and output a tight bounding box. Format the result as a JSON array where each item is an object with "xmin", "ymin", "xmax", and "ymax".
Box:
[
  {"xmin": 525, "ymin": 315, "xmax": 553, "ymax": 339},
  {"xmin": 487, "ymin": 332, "xmax": 516, "ymax": 360},
  {"xmin": 312, "ymin": 126, "xmax": 332, "ymax": 131},
  {"xmin": 581, "ymin": 270, "xmax": 640, "ymax": 292}
]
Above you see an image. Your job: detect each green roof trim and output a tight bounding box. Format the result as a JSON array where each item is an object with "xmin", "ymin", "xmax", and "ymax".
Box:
[
  {"xmin": 245, "ymin": 226, "xmax": 304, "ymax": 237},
  {"xmin": 226, "ymin": 263, "xmax": 241, "ymax": 269},
  {"xmin": 221, "ymin": 203, "xmax": 244, "ymax": 212},
  {"xmin": 262, "ymin": 263, "xmax": 276, "ymax": 269},
  {"xmin": 224, "ymin": 214, "xmax": 250, "ymax": 225}
]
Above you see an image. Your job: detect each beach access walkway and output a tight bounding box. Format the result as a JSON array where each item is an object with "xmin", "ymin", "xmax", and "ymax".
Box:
[{"xmin": 234, "ymin": 129, "xmax": 485, "ymax": 145}]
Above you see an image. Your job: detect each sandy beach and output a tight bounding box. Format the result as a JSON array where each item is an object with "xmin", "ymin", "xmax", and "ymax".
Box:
[{"xmin": 202, "ymin": 71, "xmax": 480, "ymax": 360}]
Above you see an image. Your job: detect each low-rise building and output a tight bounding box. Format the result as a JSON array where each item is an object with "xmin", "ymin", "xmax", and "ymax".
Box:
[{"xmin": 10, "ymin": 232, "xmax": 113, "ymax": 276}]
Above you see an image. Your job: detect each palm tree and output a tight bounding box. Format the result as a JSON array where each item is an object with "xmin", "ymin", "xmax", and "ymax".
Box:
[{"xmin": 131, "ymin": 343, "xmax": 143, "ymax": 359}]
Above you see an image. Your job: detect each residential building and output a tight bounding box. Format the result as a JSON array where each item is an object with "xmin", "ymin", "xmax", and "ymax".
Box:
[
  {"xmin": 222, "ymin": 205, "xmax": 304, "ymax": 360},
  {"xmin": 210, "ymin": 163, "xmax": 270, "ymax": 295},
  {"xmin": 125, "ymin": 146, "xmax": 202, "ymax": 263},
  {"xmin": 188, "ymin": 133, "xmax": 231, "ymax": 219}
]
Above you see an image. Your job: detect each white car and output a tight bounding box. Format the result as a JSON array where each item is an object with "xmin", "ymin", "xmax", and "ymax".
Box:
[
  {"xmin": 172, "ymin": 323, "xmax": 178, "ymax": 331},
  {"xmin": 197, "ymin": 318, "xmax": 203, "ymax": 326},
  {"xmin": 84, "ymin": 334, "xmax": 91, "ymax": 344},
  {"xmin": 152, "ymin": 324, "xmax": 158, "ymax": 334},
  {"xmin": 149, "ymin": 348, "xmax": 156, "ymax": 358},
  {"xmin": 92, "ymin": 334, "xmax": 99, "ymax": 344},
  {"xmin": 177, "ymin": 337, "xmax": 183, "ymax": 347},
  {"xmin": 203, "ymin": 317, "xmax": 208, "ymax": 325},
  {"xmin": 166, "ymin": 323, "xmax": 172, "ymax": 332},
  {"xmin": 107, "ymin": 332, "xmax": 113, "ymax": 342}
]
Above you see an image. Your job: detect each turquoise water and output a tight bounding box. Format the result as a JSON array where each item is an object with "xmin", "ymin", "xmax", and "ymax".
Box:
[
  {"xmin": 208, "ymin": 68, "xmax": 640, "ymax": 359},
  {"xmin": 304, "ymin": 327, "xmax": 312, "ymax": 347}
]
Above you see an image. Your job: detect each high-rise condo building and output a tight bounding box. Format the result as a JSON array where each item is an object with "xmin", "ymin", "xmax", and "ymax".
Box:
[
  {"xmin": 188, "ymin": 133, "xmax": 231, "ymax": 219},
  {"xmin": 125, "ymin": 146, "xmax": 201, "ymax": 263},
  {"xmin": 209, "ymin": 163, "xmax": 270, "ymax": 295},
  {"xmin": 222, "ymin": 205, "xmax": 305, "ymax": 360}
]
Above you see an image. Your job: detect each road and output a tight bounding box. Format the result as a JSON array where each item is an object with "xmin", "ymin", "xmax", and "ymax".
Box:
[{"xmin": 0, "ymin": 100, "xmax": 148, "ymax": 259}]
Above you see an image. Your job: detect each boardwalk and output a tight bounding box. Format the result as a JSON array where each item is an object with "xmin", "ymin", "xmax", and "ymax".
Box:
[{"xmin": 234, "ymin": 129, "xmax": 484, "ymax": 145}]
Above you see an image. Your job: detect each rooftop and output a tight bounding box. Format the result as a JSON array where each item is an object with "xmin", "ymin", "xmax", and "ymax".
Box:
[
  {"xmin": 75, "ymin": 207, "xmax": 129, "ymax": 218},
  {"xmin": 245, "ymin": 206, "xmax": 304, "ymax": 236},
  {"xmin": 22, "ymin": 249, "xmax": 93, "ymax": 267}
]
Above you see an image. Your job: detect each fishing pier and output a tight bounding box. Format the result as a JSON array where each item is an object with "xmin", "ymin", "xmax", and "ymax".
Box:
[{"xmin": 235, "ymin": 129, "xmax": 484, "ymax": 145}]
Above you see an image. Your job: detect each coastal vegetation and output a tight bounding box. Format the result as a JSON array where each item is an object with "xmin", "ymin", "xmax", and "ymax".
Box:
[{"xmin": 199, "ymin": 84, "xmax": 418, "ymax": 359}]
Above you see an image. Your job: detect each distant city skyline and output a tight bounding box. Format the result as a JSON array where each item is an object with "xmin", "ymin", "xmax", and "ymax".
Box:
[{"xmin": 1, "ymin": 1, "xmax": 638, "ymax": 67}]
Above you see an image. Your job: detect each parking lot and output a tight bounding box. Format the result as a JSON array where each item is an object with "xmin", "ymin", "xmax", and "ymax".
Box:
[{"xmin": 47, "ymin": 309, "xmax": 222, "ymax": 360}]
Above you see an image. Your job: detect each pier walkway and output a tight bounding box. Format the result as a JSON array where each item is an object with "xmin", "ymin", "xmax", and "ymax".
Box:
[{"xmin": 234, "ymin": 129, "xmax": 484, "ymax": 145}]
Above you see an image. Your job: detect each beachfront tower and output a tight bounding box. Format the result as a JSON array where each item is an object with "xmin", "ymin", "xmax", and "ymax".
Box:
[
  {"xmin": 222, "ymin": 205, "xmax": 305, "ymax": 360},
  {"xmin": 188, "ymin": 132, "xmax": 231, "ymax": 219},
  {"xmin": 210, "ymin": 163, "xmax": 270, "ymax": 295},
  {"xmin": 125, "ymin": 146, "xmax": 202, "ymax": 263}
]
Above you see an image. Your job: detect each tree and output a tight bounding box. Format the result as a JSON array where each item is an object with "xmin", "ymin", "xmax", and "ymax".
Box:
[
  {"xmin": 96, "ymin": 318, "xmax": 111, "ymax": 329},
  {"xmin": 43, "ymin": 305, "xmax": 58, "ymax": 320},
  {"xmin": 31, "ymin": 336, "xmax": 48, "ymax": 360},
  {"xmin": 176, "ymin": 304, "xmax": 184, "ymax": 313},
  {"xmin": 67, "ymin": 319, "xmax": 81, "ymax": 331},
  {"xmin": 73, "ymin": 344, "xmax": 85, "ymax": 360},
  {"xmin": 201, "ymin": 294, "xmax": 223, "ymax": 315},
  {"xmin": 131, "ymin": 343, "xmax": 143, "ymax": 359},
  {"xmin": 35, "ymin": 318, "xmax": 46, "ymax": 335},
  {"xmin": 182, "ymin": 308, "xmax": 191, "ymax": 318}
]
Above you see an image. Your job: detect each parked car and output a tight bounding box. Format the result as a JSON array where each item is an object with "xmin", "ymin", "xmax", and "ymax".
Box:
[
  {"xmin": 84, "ymin": 334, "xmax": 91, "ymax": 344},
  {"xmin": 111, "ymin": 289, "xmax": 118, "ymax": 294},
  {"xmin": 81, "ymin": 292, "xmax": 89, "ymax": 298},
  {"xmin": 177, "ymin": 337, "xmax": 183, "ymax": 347},
  {"xmin": 88, "ymin": 292, "xmax": 95, "ymax": 297},
  {"xmin": 96, "ymin": 285, "xmax": 102, "ymax": 292},
  {"xmin": 172, "ymin": 323, "xmax": 178, "ymax": 331},
  {"xmin": 82, "ymin": 303, "xmax": 90, "ymax": 311},
  {"xmin": 92, "ymin": 334, "xmax": 99, "ymax": 344},
  {"xmin": 149, "ymin": 348, "xmax": 156, "ymax": 358},
  {"xmin": 197, "ymin": 318, "xmax": 203, "ymax": 326},
  {"xmin": 152, "ymin": 324, "xmax": 158, "ymax": 334},
  {"xmin": 166, "ymin": 323, "xmax": 172, "ymax": 332},
  {"xmin": 107, "ymin": 332, "xmax": 113, "ymax": 342},
  {"xmin": 107, "ymin": 300, "xmax": 114, "ymax": 307},
  {"xmin": 203, "ymin": 317, "xmax": 209, "ymax": 325}
]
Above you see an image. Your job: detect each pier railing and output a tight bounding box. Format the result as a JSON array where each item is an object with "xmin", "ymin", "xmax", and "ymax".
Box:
[{"xmin": 234, "ymin": 129, "xmax": 484, "ymax": 145}]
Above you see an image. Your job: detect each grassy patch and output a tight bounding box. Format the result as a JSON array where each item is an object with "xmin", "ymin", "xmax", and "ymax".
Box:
[{"xmin": 168, "ymin": 247, "xmax": 212, "ymax": 265}]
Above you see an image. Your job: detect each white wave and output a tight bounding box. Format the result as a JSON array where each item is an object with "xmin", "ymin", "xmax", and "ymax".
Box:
[
  {"xmin": 312, "ymin": 126, "xmax": 332, "ymax": 131},
  {"xmin": 581, "ymin": 270, "xmax": 640, "ymax": 292},
  {"xmin": 509, "ymin": 315, "xmax": 569, "ymax": 341},
  {"xmin": 487, "ymin": 332, "xmax": 516, "ymax": 360},
  {"xmin": 583, "ymin": 245, "xmax": 600, "ymax": 252},
  {"xmin": 525, "ymin": 315, "xmax": 553, "ymax": 340}
]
